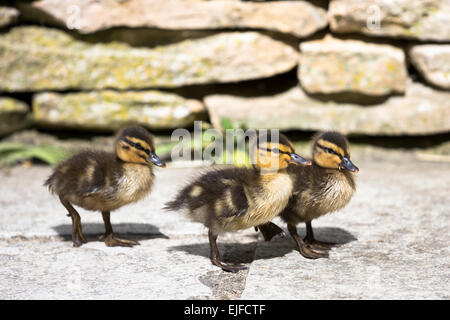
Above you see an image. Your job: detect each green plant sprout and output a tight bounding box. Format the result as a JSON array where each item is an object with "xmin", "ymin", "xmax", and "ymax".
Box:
[{"xmin": 0, "ymin": 142, "xmax": 69, "ymax": 166}]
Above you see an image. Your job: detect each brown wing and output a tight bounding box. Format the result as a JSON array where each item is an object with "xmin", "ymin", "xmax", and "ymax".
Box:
[
  {"xmin": 164, "ymin": 166, "xmax": 255, "ymax": 219},
  {"xmin": 45, "ymin": 150, "xmax": 121, "ymax": 203}
]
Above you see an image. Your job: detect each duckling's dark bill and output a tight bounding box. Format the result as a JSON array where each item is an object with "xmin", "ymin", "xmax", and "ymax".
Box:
[
  {"xmin": 290, "ymin": 153, "xmax": 312, "ymax": 166},
  {"xmin": 149, "ymin": 152, "xmax": 165, "ymax": 167},
  {"xmin": 340, "ymin": 157, "xmax": 359, "ymax": 172}
]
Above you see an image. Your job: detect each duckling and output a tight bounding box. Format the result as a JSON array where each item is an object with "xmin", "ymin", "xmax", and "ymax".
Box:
[
  {"xmin": 164, "ymin": 132, "xmax": 311, "ymax": 272},
  {"xmin": 45, "ymin": 126, "xmax": 165, "ymax": 248},
  {"xmin": 261, "ymin": 131, "xmax": 359, "ymax": 259}
]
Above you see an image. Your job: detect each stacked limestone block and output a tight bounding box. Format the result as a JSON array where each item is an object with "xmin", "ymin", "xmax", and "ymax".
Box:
[{"xmin": 0, "ymin": 0, "xmax": 448, "ymax": 136}]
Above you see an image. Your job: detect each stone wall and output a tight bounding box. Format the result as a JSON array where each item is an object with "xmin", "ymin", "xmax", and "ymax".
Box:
[{"xmin": 0, "ymin": 0, "xmax": 449, "ymax": 138}]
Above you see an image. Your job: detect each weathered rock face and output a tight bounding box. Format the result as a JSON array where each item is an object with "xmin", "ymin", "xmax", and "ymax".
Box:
[
  {"xmin": 205, "ymin": 81, "xmax": 450, "ymax": 136},
  {"xmin": 329, "ymin": 0, "xmax": 450, "ymax": 42},
  {"xmin": 299, "ymin": 36, "xmax": 407, "ymax": 96},
  {"xmin": 0, "ymin": 7, "xmax": 19, "ymax": 28},
  {"xmin": 409, "ymin": 45, "xmax": 450, "ymax": 89},
  {"xmin": 17, "ymin": 0, "xmax": 328, "ymax": 38},
  {"xmin": 0, "ymin": 98, "xmax": 30, "ymax": 136},
  {"xmin": 0, "ymin": 26, "xmax": 298, "ymax": 91},
  {"xmin": 32, "ymin": 90, "xmax": 205, "ymax": 131}
]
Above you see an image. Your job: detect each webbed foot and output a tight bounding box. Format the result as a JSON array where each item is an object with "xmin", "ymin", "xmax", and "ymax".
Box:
[
  {"xmin": 304, "ymin": 238, "xmax": 340, "ymax": 250},
  {"xmin": 72, "ymin": 236, "xmax": 84, "ymax": 248},
  {"xmin": 297, "ymin": 242, "xmax": 330, "ymax": 259},
  {"xmin": 288, "ymin": 224, "xmax": 329, "ymax": 259},
  {"xmin": 303, "ymin": 221, "xmax": 340, "ymax": 252},
  {"xmin": 72, "ymin": 227, "xmax": 87, "ymax": 247},
  {"xmin": 208, "ymin": 230, "xmax": 247, "ymax": 273},
  {"xmin": 104, "ymin": 234, "xmax": 140, "ymax": 247},
  {"xmin": 211, "ymin": 258, "xmax": 247, "ymax": 273}
]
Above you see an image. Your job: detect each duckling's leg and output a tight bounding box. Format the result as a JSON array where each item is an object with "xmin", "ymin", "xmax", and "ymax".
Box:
[
  {"xmin": 256, "ymin": 222, "xmax": 285, "ymax": 241},
  {"xmin": 208, "ymin": 231, "xmax": 247, "ymax": 273},
  {"xmin": 303, "ymin": 221, "xmax": 340, "ymax": 249},
  {"xmin": 59, "ymin": 197, "xmax": 87, "ymax": 247},
  {"xmin": 287, "ymin": 224, "xmax": 329, "ymax": 259},
  {"xmin": 101, "ymin": 211, "xmax": 140, "ymax": 247}
]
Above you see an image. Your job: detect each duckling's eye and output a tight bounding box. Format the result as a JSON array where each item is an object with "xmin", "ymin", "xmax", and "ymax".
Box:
[{"xmin": 322, "ymin": 147, "xmax": 336, "ymax": 155}]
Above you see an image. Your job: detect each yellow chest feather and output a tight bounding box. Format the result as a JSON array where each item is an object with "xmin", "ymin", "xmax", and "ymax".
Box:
[
  {"xmin": 117, "ymin": 164, "xmax": 154, "ymax": 204},
  {"xmin": 302, "ymin": 173, "xmax": 355, "ymax": 220},
  {"xmin": 242, "ymin": 171, "xmax": 293, "ymax": 227}
]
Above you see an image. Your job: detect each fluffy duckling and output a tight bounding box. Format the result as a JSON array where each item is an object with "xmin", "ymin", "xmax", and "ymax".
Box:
[
  {"xmin": 164, "ymin": 132, "xmax": 311, "ymax": 272},
  {"xmin": 45, "ymin": 126, "xmax": 165, "ymax": 247},
  {"xmin": 262, "ymin": 131, "xmax": 359, "ymax": 259}
]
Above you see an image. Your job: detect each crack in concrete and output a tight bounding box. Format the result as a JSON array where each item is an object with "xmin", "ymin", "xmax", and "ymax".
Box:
[
  {"xmin": 198, "ymin": 240, "xmax": 258, "ymax": 300},
  {"xmin": 2, "ymin": 232, "xmax": 258, "ymax": 300}
]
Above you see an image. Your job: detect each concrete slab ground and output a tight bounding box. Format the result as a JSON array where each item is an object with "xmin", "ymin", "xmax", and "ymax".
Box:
[{"xmin": 0, "ymin": 155, "xmax": 449, "ymax": 299}]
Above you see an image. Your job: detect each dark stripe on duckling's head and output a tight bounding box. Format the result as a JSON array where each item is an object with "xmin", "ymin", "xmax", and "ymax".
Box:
[
  {"xmin": 313, "ymin": 131, "xmax": 350, "ymax": 158},
  {"xmin": 254, "ymin": 131, "xmax": 294, "ymax": 153},
  {"xmin": 116, "ymin": 126, "xmax": 155, "ymax": 152},
  {"xmin": 123, "ymin": 137, "xmax": 152, "ymax": 154}
]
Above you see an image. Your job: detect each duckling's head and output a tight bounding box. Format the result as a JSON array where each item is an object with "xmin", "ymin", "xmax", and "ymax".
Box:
[
  {"xmin": 252, "ymin": 131, "xmax": 311, "ymax": 171},
  {"xmin": 312, "ymin": 131, "xmax": 358, "ymax": 172},
  {"xmin": 115, "ymin": 126, "xmax": 165, "ymax": 167}
]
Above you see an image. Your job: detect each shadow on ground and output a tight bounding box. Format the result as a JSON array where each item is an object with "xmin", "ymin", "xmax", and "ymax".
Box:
[
  {"xmin": 53, "ymin": 223, "xmax": 169, "ymax": 243},
  {"xmin": 170, "ymin": 241, "xmax": 258, "ymax": 264},
  {"xmin": 295, "ymin": 226, "xmax": 358, "ymax": 245},
  {"xmin": 170, "ymin": 227, "xmax": 357, "ymax": 263}
]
